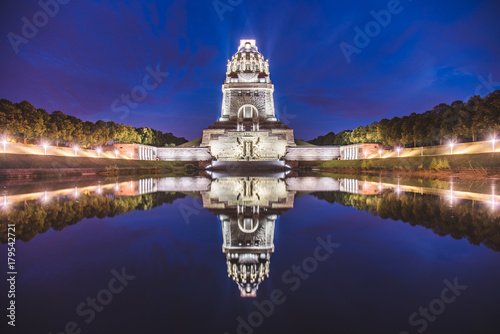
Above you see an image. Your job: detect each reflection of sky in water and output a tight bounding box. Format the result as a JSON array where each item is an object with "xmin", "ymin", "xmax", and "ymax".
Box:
[{"xmin": 1, "ymin": 176, "xmax": 500, "ymax": 333}]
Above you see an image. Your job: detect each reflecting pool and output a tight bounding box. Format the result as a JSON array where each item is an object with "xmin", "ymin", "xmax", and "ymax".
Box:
[{"xmin": 1, "ymin": 174, "xmax": 499, "ymax": 333}]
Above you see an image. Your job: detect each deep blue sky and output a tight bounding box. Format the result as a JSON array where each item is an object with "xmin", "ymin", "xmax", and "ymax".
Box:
[{"xmin": 1, "ymin": 0, "xmax": 499, "ymax": 140}]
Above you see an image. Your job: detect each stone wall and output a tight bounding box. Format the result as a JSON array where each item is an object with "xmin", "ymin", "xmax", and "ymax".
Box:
[
  {"xmin": 114, "ymin": 143, "xmax": 157, "ymax": 160},
  {"xmin": 285, "ymin": 146, "xmax": 340, "ymax": 161},
  {"xmin": 340, "ymin": 143, "xmax": 381, "ymax": 160},
  {"xmin": 204, "ymin": 129, "xmax": 293, "ymax": 161},
  {"xmin": 156, "ymin": 147, "xmax": 211, "ymax": 161}
]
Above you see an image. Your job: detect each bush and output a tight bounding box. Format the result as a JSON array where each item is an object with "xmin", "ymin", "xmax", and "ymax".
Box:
[
  {"xmin": 430, "ymin": 158, "xmax": 438, "ymax": 170},
  {"xmin": 437, "ymin": 158, "xmax": 450, "ymax": 169},
  {"xmin": 361, "ymin": 160, "xmax": 374, "ymax": 170},
  {"xmin": 366, "ymin": 160, "xmax": 374, "ymax": 170},
  {"xmin": 430, "ymin": 158, "xmax": 451, "ymax": 170},
  {"xmin": 105, "ymin": 164, "xmax": 119, "ymax": 174}
]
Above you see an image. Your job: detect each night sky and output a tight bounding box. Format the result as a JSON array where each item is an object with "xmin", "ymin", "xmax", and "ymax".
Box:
[{"xmin": 1, "ymin": 0, "xmax": 499, "ymax": 140}]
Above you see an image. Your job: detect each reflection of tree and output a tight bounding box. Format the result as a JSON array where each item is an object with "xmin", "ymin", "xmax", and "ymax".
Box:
[
  {"xmin": 312, "ymin": 191, "xmax": 500, "ymax": 252},
  {"xmin": 0, "ymin": 192, "xmax": 185, "ymax": 243}
]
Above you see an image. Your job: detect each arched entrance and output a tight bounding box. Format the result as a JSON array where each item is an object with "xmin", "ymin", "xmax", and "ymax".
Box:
[{"xmin": 237, "ymin": 104, "xmax": 259, "ymax": 131}]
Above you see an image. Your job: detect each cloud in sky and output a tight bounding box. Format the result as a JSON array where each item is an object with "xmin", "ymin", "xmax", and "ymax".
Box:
[{"xmin": 0, "ymin": 0, "xmax": 499, "ymax": 140}]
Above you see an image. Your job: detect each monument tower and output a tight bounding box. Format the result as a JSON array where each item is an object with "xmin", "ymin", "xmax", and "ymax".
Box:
[{"xmin": 201, "ymin": 40, "xmax": 296, "ymax": 166}]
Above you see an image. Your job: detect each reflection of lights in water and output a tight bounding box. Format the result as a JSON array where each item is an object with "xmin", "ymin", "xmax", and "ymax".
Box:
[
  {"xmin": 492, "ymin": 184, "xmax": 497, "ymax": 210},
  {"xmin": 130, "ymin": 181, "xmax": 133, "ymax": 189},
  {"xmin": 448, "ymin": 183, "xmax": 454, "ymax": 206},
  {"xmin": 2, "ymin": 195, "xmax": 6, "ymax": 207},
  {"xmin": 97, "ymin": 184, "xmax": 101, "ymax": 194},
  {"xmin": 115, "ymin": 182, "xmax": 119, "ymax": 191},
  {"xmin": 421, "ymin": 187, "xmax": 423, "ymax": 195},
  {"xmin": 43, "ymin": 191, "xmax": 47, "ymax": 202},
  {"xmin": 378, "ymin": 182, "xmax": 382, "ymax": 192},
  {"xmin": 74, "ymin": 187, "xmax": 78, "ymax": 197}
]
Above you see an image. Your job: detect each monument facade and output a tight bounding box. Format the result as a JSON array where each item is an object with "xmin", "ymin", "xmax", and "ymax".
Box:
[{"xmin": 201, "ymin": 40, "xmax": 296, "ymax": 164}]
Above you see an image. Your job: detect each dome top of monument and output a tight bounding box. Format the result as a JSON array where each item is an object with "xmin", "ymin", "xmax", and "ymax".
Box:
[
  {"xmin": 238, "ymin": 39, "xmax": 259, "ymax": 53},
  {"xmin": 226, "ymin": 39, "xmax": 270, "ymax": 82}
]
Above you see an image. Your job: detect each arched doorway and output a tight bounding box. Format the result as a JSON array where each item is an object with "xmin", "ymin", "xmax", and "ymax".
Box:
[{"xmin": 237, "ymin": 104, "xmax": 259, "ymax": 131}]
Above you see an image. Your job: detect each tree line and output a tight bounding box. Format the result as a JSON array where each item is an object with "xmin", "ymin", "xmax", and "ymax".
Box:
[
  {"xmin": 0, "ymin": 99, "xmax": 188, "ymax": 147},
  {"xmin": 309, "ymin": 90, "xmax": 500, "ymax": 147}
]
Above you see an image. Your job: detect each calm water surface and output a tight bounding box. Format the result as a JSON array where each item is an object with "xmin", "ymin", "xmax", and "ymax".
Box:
[{"xmin": 1, "ymin": 174, "xmax": 499, "ymax": 334}]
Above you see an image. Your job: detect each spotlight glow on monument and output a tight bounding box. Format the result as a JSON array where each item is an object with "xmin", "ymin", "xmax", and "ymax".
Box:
[{"xmin": 200, "ymin": 39, "xmax": 296, "ymax": 167}]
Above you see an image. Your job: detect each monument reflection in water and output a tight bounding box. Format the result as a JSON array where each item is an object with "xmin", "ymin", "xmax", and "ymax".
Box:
[{"xmin": 202, "ymin": 177, "xmax": 293, "ymax": 297}]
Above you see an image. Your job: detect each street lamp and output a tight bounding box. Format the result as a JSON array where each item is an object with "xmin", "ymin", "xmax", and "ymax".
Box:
[
  {"xmin": 449, "ymin": 142, "xmax": 454, "ymax": 155},
  {"xmin": 378, "ymin": 149, "xmax": 383, "ymax": 158},
  {"xmin": 492, "ymin": 136, "xmax": 497, "ymax": 152},
  {"xmin": 114, "ymin": 150, "xmax": 119, "ymax": 158},
  {"xmin": 73, "ymin": 146, "xmax": 78, "ymax": 156},
  {"xmin": 42, "ymin": 143, "xmax": 48, "ymax": 155},
  {"xmin": 96, "ymin": 147, "xmax": 102, "ymax": 158},
  {"xmin": 130, "ymin": 152, "xmax": 133, "ymax": 159},
  {"xmin": 2, "ymin": 140, "xmax": 6, "ymax": 153},
  {"xmin": 397, "ymin": 147, "xmax": 401, "ymax": 157}
]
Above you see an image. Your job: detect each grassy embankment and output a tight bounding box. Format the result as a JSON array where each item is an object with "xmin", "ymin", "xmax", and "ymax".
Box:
[
  {"xmin": 299, "ymin": 152, "xmax": 500, "ymax": 179},
  {"xmin": 177, "ymin": 138, "xmax": 202, "ymax": 147},
  {"xmin": 0, "ymin": 153, "xmax": 196, "ymax": 178}
]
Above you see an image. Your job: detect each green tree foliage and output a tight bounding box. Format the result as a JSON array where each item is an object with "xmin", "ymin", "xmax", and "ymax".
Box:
[
  {"xmin": 0, "ymin": 99, "xmax": 187, "ymax": 147},
  {"xmin": 309, "ymin": 90, "xmax": 500, "ymax": 147}
]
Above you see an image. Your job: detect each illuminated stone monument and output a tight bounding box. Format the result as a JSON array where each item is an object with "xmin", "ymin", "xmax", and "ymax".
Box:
[
  {"xmin": 151, "ymin": 39, "xmax": 340, "ymax": 165},
  {"xmin": 201, "ymin": 40, "xmax": 296, "ymax": 165}
]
